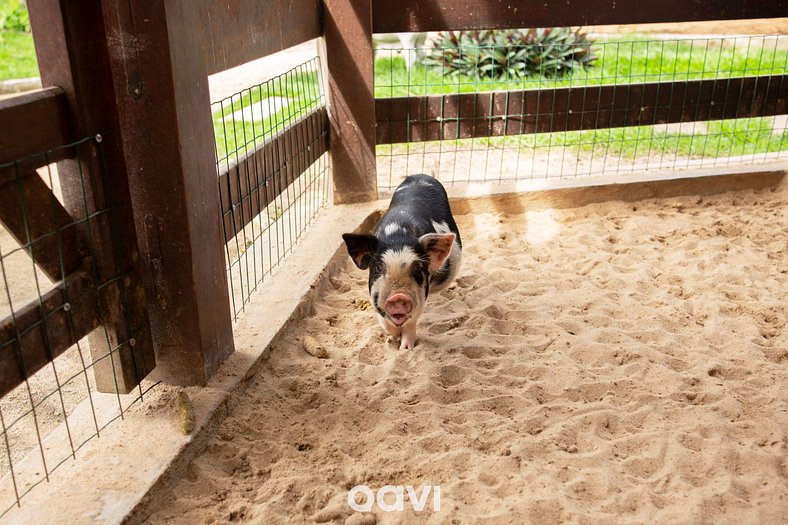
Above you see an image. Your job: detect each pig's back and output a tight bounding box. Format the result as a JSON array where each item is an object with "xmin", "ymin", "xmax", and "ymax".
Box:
[{"xmin": 383, "ymin": 175, "xmax": 462, "ymax": 246}]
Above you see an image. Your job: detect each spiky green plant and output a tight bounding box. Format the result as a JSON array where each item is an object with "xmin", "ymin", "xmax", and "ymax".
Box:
[{"xmin": 424, "ymin": 28, "xmax": 596, "ymax": 80}]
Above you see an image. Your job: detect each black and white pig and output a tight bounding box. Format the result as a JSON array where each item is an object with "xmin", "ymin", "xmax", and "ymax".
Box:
[{"xmin": 342, "ymin": 174, "xmax": 462, "ymax": 350}]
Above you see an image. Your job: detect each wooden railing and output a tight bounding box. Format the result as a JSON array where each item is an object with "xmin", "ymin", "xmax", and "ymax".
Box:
[{"xmin": 376, "ymin": 76, "xmax": 788, "ymax": 144}]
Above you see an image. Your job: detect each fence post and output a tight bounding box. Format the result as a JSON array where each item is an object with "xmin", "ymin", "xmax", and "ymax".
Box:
[
  {"xmin": 28, "ymin": 0, "xmax": 235, "ymax": 387},
  {"xmin": 27, "ymin": 0, "xmax": 156, "ymax": 393},
  {"xmin": 102, "ymin": 0, "xmax": 236, "ymax": 386},
  {"xmin": 322, "ymin": 0, "xmax": 379, "ymax": 203}
]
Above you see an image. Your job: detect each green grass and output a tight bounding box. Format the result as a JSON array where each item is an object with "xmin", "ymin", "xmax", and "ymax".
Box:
[
  {"xmin": 212, "ymin": 69, "xmax": 321, "ymax": 163},
  {"xmin": 374, "ymin": 36, "xmax": 788, "ymax": 97},
  {"xmin": 377, "ymin": 116, "xmax": 787, "ymax": 164},
  {"xmin": 474, "ymin": 116, "xmax": 785, "ymax": 158},
  {"xmin": 0, "ymin": 29, "xmax": 38, "ymax": 80}
]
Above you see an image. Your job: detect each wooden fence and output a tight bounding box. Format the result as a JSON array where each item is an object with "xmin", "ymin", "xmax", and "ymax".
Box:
[{"xmin": 0, "ymin": 0, "xmax": 786, "ymax": 395}]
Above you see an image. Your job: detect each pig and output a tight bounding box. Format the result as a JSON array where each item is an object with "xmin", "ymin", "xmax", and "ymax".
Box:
[{"xmin": 342, "ymin": 174, "xmax": 462, "ymax": 350}]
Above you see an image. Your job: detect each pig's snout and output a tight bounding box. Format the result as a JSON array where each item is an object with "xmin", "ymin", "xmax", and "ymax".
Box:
[{"xmin": 385, "ymin": 293, "xmax": 413, "ymax": 326}]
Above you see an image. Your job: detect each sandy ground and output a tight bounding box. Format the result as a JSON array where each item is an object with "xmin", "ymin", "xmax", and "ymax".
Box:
[{"xmin": 143, "ymin": 182, "xmax": 787, "ymax": 524}]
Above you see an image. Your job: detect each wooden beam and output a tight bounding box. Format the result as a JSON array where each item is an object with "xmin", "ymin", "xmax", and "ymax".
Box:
[
  {"xmin": 0, "ymin": 271, "xmax": 98, "ymax": 400},
  {"xmin": 0, "ymin": 171, "xmax": 83, "ymax": 282},
  {"xmin": 323, "ymin": 0, "xmax": 378, "ymax": 203},
  {"xmin": 376, "ymin": 75, "xmax": 788, "ymax": 143},
  {"xmin": 198, "ymin": 0, "xmax": 321, "ymax": 75},
  {"xmin": 218, "ymin": 107, "xmax": 328, "ymax": 239},
  {"xmin": 89, "ymin": 0, "xmax": 235, "ymax": 385},
  {"xmin": 0, "ymin": 87, "xmax": 74, "ymax": 166},
  {"xmin": 372, "ymin": 0, "xmax": 788, "ymax": 33}
]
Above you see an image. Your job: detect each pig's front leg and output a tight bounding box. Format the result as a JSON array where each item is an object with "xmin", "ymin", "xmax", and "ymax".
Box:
[
  {"xmin": 399, "ymin": 322, "xmax": 417, "ymax": 350},
  {"xmin": 377, "ymin": 313, "xmax": 416, "ymax": 350},
  {"xmin": 377, "ymin": 314, "xmax": 400, "ymax": 337}
]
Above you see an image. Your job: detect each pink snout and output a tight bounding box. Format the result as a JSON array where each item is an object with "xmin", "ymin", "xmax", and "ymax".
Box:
[{"xmin": 385, "ymin": 293, "xmax": 413, "ymax": 326}]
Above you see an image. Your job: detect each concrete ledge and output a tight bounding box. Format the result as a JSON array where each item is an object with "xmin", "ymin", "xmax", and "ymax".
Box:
[
  {"xmin": 443, "ymin": 162, "xmax": 788, "ymax": 216},
  {"xmin": 0, "ymin": 78, "xmax": 42, "ymax": 95},
  {"xmin": 3, "ymin": 164, "xmax": 785, "ymax": 524}
]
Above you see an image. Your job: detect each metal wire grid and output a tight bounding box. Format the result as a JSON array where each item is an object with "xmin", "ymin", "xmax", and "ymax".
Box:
[
  {"xmin": 375, "ymin": 34, "xmax": 788, "ymax": 190},
  {"xmin": 213, "ymin": 57, "xmax": 331, "ymax": 318},
  {"xmin": 0, "ymin": 137, "xmax": 157, "ymax": 517}
]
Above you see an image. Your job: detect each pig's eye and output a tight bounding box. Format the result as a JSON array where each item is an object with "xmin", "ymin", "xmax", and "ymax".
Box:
[
  {"xmin": 411, "ymin": 265, "xmax": 426, "ymax": 286},
  {"xmin": 372, "ymin": 260, "xmax": 386, "ymax": 274}
]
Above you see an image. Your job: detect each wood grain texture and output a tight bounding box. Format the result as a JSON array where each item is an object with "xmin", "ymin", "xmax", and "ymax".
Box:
[
  {"xmin": 372, "ymin": 0, "xmax": 788, "ymax": 33},
  {"xmin": 377, "ymin": 75, "xmax": 788, "ymax": 143},
  {"xmin": 218, "ymin": 108, "xmax": 328, "ymax": 239}
]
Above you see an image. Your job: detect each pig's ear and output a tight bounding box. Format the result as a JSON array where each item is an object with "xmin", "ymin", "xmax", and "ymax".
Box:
[
  {"xmin": 419, "ymin": 233, "xmax": 455, "ymax": 271},
  {"xmin": 342, "ymin": 233, "xmax": 378, "ymax": 270}
]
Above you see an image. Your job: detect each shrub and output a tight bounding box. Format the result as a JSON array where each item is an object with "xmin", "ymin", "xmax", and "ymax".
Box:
[
  {"xmin": 425, "ymin": 28, "xmax": 596, "ymax": 80},
  {"xmin": 0, "ymin": 0, "xmax": 30, "ymax": 32}
]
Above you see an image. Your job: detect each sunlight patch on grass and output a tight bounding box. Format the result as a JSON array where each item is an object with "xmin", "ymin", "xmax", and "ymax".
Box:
[{"xmin": 0, "ymin": 30, "xmax": 38, "ymax": 80}]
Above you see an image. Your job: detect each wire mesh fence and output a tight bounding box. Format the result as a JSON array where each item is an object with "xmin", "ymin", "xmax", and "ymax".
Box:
[
  {"xmin": 0, "ymin": 137, "xmax": 158, "ymax": 517},
  {"xmin": 375, "ymin": 33, "xmax": 788, "ymax": 191},
  {"xmin": 212, "ymin": 57, "xmax": 331, "ymax": 318}
]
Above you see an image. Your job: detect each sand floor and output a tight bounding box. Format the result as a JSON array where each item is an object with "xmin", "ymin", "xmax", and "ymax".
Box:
[{"xmin": 141, "ymin": 183, "xmax": 787, "ymax": 524}]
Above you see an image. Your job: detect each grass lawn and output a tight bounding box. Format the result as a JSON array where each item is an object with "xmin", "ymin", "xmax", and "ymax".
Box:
[
  {"xmin": 376, "ymin": 116, "xmax": 786, "ymax": 162},
  {"xmin": 0, "ymin": 30, "xmax": 37, "ymax": 80},
  {"xmin": 374, "ymin": 35, "xmax": 788, "ymax": 97},
  {"xmin": 212, "ymin": 67, "xmax": 322, "ymax": 164}
]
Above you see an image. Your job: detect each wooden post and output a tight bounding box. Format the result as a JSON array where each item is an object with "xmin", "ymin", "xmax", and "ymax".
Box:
[
  {"xmin": 27, "ymin": 0, "xmax": 157, "ymax": 393},
  {"xmin": 99, "ymin": 0, "xmax": 235, "ymax": 386},
  {"xmin": 28, "ymin": 0, "xmax": 235, "ymax": 388},
  {"xmin": 322, "ymin": 0, "xmax": 379, "ymax": 203}
]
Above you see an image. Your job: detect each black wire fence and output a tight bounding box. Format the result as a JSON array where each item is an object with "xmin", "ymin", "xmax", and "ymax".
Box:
[
  {"xmin": 375, "ymin": 34, "xmax": 788, "ymax": 190},
  {"xmin": 0, "ymin": 137, "xmax": 157, "ymax": 517},
  {"xmin": 0, "ymin": 54, "xmax": 332, "ymax": 515},
  {"xmin": 213, "ymin": 57, "xmax": 331, "ymax": 318}
]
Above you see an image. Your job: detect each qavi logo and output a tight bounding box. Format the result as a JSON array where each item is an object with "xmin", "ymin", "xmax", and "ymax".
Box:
[{"xmin": 347, "ymin": 484, "xmax": 441, "ymax": 513}]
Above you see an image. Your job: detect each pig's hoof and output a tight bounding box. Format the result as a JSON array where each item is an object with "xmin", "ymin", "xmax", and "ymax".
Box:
[
  {"xmin": 399, "ymin": 324, "xmax": 417, "ymax": 350},
  {"xmin": 399, "ymin": 335, "xmax": 417, "ymax": 350}
]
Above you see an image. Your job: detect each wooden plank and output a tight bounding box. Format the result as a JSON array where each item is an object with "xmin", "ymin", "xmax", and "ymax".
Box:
[
  {"xmin": 372, "ymin": 0, "xmax": 788, "ymax": 33},
  {"xmin": 0, "ymin": 171, "xmax": 83, "ymax": 282},
  {"xmin": 0, "ymin": 148, "xmax": 73, "ymax": 188},
  {"xmin": 28, "ymin": 0, "xmax": 157, "ymax": 393},
  {"xmin": 218, "ymin": 107, "xmax": 328, "ymax": 239},
  {"xmin": 323, "ymin": 0, "xmax": 378, "ymax": 203},
  {"xmin": 376, "ymin": 75, "xmax": 788, "ymax": 143},
  {"xmin": 199, "ymin": 0, "xmax": 321, "ymax": 75},
  {"xmin": 0, "ymin": 271, "xmax": 98, "ymax": 400},
  {"xmin": 0, "ymin": 87, "xmax": 74, "ymax": 166}
]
